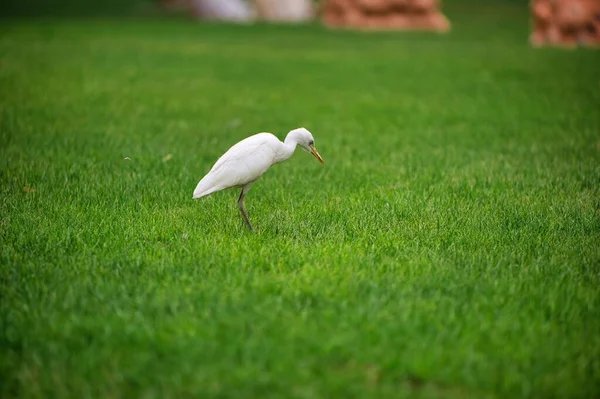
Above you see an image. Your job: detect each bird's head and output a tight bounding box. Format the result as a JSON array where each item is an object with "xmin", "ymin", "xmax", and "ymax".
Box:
[{"xmin": 288, "ymin": 127, "xmax": 324, "ymax": 164}]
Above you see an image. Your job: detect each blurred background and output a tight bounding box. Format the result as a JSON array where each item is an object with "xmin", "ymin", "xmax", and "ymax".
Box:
[{"xmin": 3, "ymin": 0, "xmax": 599, "ymax": 48}]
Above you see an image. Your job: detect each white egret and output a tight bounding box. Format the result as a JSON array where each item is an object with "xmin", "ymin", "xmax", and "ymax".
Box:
[{"xmin": 192, "ymin": 127, "xmax": 324, "ymax": 230}]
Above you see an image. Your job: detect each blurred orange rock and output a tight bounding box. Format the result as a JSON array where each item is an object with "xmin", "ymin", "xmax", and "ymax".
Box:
[
  {"xmin": 356, "ymin": 0, "xmax": 390, "ymax": 13},
  {"xmin": 320, "ymin": 0, "xmax": 450, "ymax": 32},
  {"xmin": 555, "ymin": 0, "xmax": 590, "ymax": 29},
  {"xmin": 408, "ymin": 0, "xmax": 437, "ymax": 14},
  {"xmin": 532, "ymin": 0, "xmax": 553, "ymax": 21},
  {"xmin": 530, "ymin": 0, "xmax": 600, "ymax": 48},
  {"xmin": 578, "ymin": 19, "xmax": 600, "ymax": 46},
  {"xmin": 390, "ymin": 0, "xmax": 410, "ymax": 10}
]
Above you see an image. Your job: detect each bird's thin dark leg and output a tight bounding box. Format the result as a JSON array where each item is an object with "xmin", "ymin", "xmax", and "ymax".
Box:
[{"xmin": 238, "ymin": 183, "xmax": 253, "ymax": 231}]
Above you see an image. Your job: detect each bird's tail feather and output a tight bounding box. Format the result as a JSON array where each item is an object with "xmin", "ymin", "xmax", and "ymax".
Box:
[{"xmin": 192, "ymin": 176, "xmax": 222, "ymax": 199}]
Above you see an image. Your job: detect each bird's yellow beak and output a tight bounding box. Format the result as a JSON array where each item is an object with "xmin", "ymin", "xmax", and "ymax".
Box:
[{"xmin": 309, "ymin": 144, "xmax": 324, "ymax": 164}]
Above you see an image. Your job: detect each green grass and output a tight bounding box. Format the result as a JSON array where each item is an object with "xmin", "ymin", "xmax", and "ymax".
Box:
[{"xmin": 1, "ymin": 1, "xmax": 599, "ymax": 398}]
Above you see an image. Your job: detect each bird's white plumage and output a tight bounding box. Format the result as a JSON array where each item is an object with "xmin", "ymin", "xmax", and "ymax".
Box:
[
  {"xmin": 192, "ymin": 127, "xmax": 324, "ymax": 230},
  {"xmin": 193, "ymin": 133, "xmax": 284, "ymax": 198}
]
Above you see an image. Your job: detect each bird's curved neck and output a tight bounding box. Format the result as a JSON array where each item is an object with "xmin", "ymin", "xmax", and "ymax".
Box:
[{"xmin": 277, "ymin": 134, "xmax": 299, "ymax": 162}]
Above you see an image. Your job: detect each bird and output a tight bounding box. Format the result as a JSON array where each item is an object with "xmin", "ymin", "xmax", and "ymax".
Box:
[{"xmin": 192, "ymin": 127, "xmax": 324, "ymax": 230}]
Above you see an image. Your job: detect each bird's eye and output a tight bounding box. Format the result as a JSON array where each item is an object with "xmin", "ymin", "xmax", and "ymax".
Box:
[{"xmin": 308, "ymin": 140, "xmax": 314, "ymax": 146}]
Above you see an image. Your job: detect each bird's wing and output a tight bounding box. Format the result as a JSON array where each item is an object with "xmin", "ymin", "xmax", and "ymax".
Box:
[
  {"xmin": 193, "ymin": 134, "xmax": 278, "ymax": 198},
  {"xmin": 210, "ymin": 133, "xmax": 276, "ymax": 169}
]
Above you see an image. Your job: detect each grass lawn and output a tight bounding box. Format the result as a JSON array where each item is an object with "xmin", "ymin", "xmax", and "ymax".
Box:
[{"xmin": 1, "ymin": 1, "xmax": 599, "ymax": 397}]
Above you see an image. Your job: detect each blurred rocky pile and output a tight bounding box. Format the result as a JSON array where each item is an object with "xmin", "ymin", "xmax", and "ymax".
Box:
[
  {"xmin": 319, "ymin": 0, "xmax": 450, "ymax": 32},
  {"xmin": 530, "ymin": 0, "xmax": 600, "ymax": 48}
]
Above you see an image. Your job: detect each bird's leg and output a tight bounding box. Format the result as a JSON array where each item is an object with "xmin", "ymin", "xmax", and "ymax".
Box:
[{"xmin": 238, "ymin": 182, "xmax": 254, "ymax": 231}]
